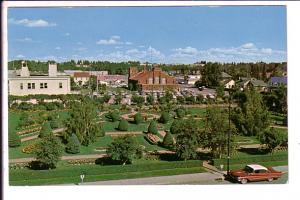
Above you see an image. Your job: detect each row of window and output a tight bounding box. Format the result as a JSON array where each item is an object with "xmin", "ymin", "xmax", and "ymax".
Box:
[
  {"xmin": 147, "ymin": 77, "xmax": 167, "ymax": 84},
  {"xmin": 20, "ymin": 82, "xmax": 63, "ymax": 90}
]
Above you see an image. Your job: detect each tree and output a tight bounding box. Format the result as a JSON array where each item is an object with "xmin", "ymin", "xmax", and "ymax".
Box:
[
  {"xmin": 162, "ymin": 131, "xmax": 174, "ymax": 149},
  {"xmin": 148, "ymin": 120, "xmax": 158, "ymax": 135},
  {"xmin": 35, "ymin": 135, "xmax": 63, "ymax": 169},
  {"xmin": 106, "ymin": 111, "xmax": 121, "ymax": 122},
  {"xmin": 115, "ymin": 93, "xmax": 122, "ymax": 105},
  {"xmin": 175, "ymin": 119, "xmax": 201, "ymax": 160},
  {"xmin": 258, "ymin": 128, "xmax": 287, "ymax": 153},
  {"xmin": 134, "ymin": 112, "xmax": 143, "ymax": 124},
  {"xmin": 9, "ymin": 131, "xmax": 21, "ymax": 148},
  {"xmin": 201, "ymin": 107, "xmax": 236, "ymax": 158},
  {"xmin": 118, "ymin": 119, "xmax": 129, "ymax": 131},
  {"xmin": 66, "ymin": 97, "xmax": 100, "ymax": 146},
  {"xmin": 66, "ymin": 134, "xmax": 81, "ymax": 154},
  {"xmin": 159, "ymin": 112, "xmax": 170, "ymax": 124},
  {"xmin": 50, "ymin": 119, "xmax": 60, "ymax": 129},
  {"xmin": 146, "ymin": 94, "xmax": 155, "ymax": 105},
  {"xmin": 132, "ymin": 95, "xmax": 145, "ymax": 108},
  {"xmin": 170, "ymin": 119, "xmax": 183, "ymax": 135},
  {"xmin": 216, "ymin": 86, "xmax": 225, "ymax": 98},
  {"xmin": 231, "ymin": 89, "xmax": 270, "ymax": 136},
  {"xmin": 175, "ymin": 108, "xmax": 186, "ymax": 118},
  {"xmin": 39, "ymin": 122, "xmax": 53, "ymax": 138},
  {"xmin": 107, "ymin": 136, "xmax": 143, "ymax": 165},
  {"xmin": 200, "ymin": 62, "xmax": 221, "ymax": 87}
]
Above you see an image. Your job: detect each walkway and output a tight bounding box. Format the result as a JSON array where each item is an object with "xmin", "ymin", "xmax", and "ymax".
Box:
[{"xmin": 20, "ymin": 128, "xmax": 66, "ymax": 142}]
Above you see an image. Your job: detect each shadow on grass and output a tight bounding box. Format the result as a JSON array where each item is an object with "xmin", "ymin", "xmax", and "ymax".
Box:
[
  {"xmin": 238, "ymin": 148, "xmax": 270, "ymax": 155},
  {"xmin": 95, "ymin": 157, "xmax": 128, "ymax": 166},
  {"xmin": 27, "ymin": 161, "xmax": 53, "ymax": 170}
]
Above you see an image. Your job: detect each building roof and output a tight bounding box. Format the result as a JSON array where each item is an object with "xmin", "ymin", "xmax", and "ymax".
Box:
[
  {"xmin": 270, "ymin": 76, "xmax": 287, "ymax": 85},
  {"xmin": 97, "ymin": 75, "xmax": 127, "ymax": 81},
  {"xmin": 251, "ymin": 79, "xmax": 268, "ymax": 87},
  {"xmin": 221, "ymin": 72, "xmax": 232, "ymax": 79},
  {"xmin": 74, "ymin": 72, "xmax": 90, "ymax": 78}
]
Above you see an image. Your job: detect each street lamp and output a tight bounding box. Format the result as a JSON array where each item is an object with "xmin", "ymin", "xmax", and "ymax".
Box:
[
  {"xmin": 80, "ymin": 173, "xmax": 85, "ymax": 184},
  {"xmin": 227, "ymin": 90, "xmax": 231, "ymax": 175}
]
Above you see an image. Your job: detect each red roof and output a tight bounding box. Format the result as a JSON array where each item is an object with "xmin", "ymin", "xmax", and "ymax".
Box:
[{"xmin": 74, "ymin": 72, "xmax": 90, "ymax": 78}]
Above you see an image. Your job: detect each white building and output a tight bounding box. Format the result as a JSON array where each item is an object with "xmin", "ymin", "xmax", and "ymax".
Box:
[
  {"xmin": 8, "ymin": 61, "xmax": 71, "ymax": 96},
  {"xmin": 187, "ymin": 75, "xmax": 201, "ymax": 85},
  {"xmin": 73, "ymin": 72, "xmax": 90, "ymax": 86}
]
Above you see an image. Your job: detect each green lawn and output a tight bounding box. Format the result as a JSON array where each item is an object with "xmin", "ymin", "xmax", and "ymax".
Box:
[
  {"xmin": 9, "ymin": 160, "xmax": 204, "ymax": 186},
  {"xmin": 186, "ymin": 108, "xmax": 207, "ymax": 117}
]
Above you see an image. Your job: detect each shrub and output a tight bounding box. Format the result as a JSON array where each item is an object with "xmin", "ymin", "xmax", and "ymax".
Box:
[
  {"xmin": 22, "ymin": 143, "xmax": 39, "ymax": 154},
  {"xmin": 134, "ymin": 112, "xmax": 144, "ymax": 124},
  {"xmin": 107, "ymin": 111, "xmax": 120, "ymax": 122},
  {"xmin": 159, "ymin": 112, "xmax": 170, "ymax": 124},
  {"xmin": 118, "ymin": 119, "xmax": 129, "ymax": 131},
  {"xmin": 96, "ymin": 126, "xmax": 106, "ymax": 137},
  {"xmin": 39, "ymin": 122, "xmax": 52, "ymax": 138},
  {"xmin": 9, "ymin": 131, "xmax": 21, "ymax": 148},
  {"xmin": 50, "ymin": 119, "xmax": 60, "ymax": 129},
  {"xmin": 176, "ymin": 108, "xmax": 186, "ymax": 118},
  {"xmin": 66, "ymin": 134, "xmax": 81, "ymax": 154},
  {"xmin": 162, "ymin": 131, "xmax": 174, "ymax": 149},
  {"xmin": 148, "ymin": 120, "xmax": 158, "ymax": 135}
]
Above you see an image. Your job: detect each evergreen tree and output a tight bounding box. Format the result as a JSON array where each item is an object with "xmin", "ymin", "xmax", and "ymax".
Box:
[
  {"xmin": 175, "ymin": 108, "xmax": 186, "ymax": 118},
  {"xmin": 134, "ymin": 112, "xmax": 144, "ymax": 124},
  {"xmin": 148, "ymin": 120, "xmax": 158, "ymax": 135},
  {"xmin": 159, "ymin": 112, "xmax": 170, "ymax": 124},
  {"xmin": 66, "ymin": 134, "xmax": 81, "ymax": 154},
  {"xmin": 118, "ymin": 119, "xmax": 129, "ymax": 131},
  {"xmin": 258, "ymin": 128, "xmax": 287, "ymax": 153},
  {"xmin": 39, "ymin": 122, "xmax": 53, "ymax": 138},
  {"xmin": 9, "ymin": 131, "xmax": 21, "ymax": 148},
  {"xmin": 162, "ymin": 131, "xmax": 174, "ymax": 149}
]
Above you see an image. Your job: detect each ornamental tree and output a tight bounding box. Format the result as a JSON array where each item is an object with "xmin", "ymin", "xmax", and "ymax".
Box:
[
  {"xmin": 107, "ymin": 136, "xmax": 143, "ymax": 165},
  {"xmin": 175, "ymin": 108, "xmax": 186, "ymax": 118},
  {"xmin": 162, "ymin": 131, "xmax": 174, "ymax": 149},
  {"xmin": 118, "ymin": 119, "xmax": 129, "ymax": 131},
  {"xmin": 148, "ymin": 120, "xmax": 158, "ymax": 135},
  {"xmin": 39, "ymin": 122, "xmax": 53, "ymax": 138},
  {"xmin": 134, "ymin": 112, "xmax": 144, "ymax": 125},
  {"xmin": 159, "ymin": 112, "xmax": 170, "ymax": 124},
  {"xmin": 66, "ymin": 134, "xmax": 81, "ymax": 154},
  {"xmin": 9, "ymin": 131, "xmax": 21, "ymax": 148},
  {"xmin": 258, "ymin": 128, "xmax": 287, "ymax": 153},
  {"xmin": 35, "ymin": 135, "xmax": 63, "ymax": 169}
]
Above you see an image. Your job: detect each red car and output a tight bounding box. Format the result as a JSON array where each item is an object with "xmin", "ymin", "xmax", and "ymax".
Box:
[{"xmin": 229, "ymin": 164, "xmax": 283, "ymax": 184}]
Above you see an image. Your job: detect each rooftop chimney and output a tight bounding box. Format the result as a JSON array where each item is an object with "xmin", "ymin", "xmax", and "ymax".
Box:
[
  {"xmin": 48, "ymin": 63, "xmax": 57, "ymax": 77},
  {"xmin": 20, "ymin": 61, "xmax": 30, "ymax": 77}
]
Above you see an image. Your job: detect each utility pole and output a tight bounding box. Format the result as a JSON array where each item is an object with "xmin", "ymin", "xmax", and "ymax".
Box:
[{"xmin": 227, "ymin": 90, "xmax": 231, "ymax": 175}]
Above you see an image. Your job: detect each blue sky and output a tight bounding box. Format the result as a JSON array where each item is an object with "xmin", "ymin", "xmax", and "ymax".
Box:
[{"xmin": 8, "ymin": 6, "xmax": 287, "ymax": 64}]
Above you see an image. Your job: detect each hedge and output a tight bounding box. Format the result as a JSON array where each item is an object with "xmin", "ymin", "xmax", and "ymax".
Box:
[{"xmin": 212, "ymin": 154, "xmax": 288, "ymax": 167}]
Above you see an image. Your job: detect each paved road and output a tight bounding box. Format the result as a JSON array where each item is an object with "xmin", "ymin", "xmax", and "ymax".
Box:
[{"xmin": 78, "ymin": 166, "xmax": 288, "ymax": 185}]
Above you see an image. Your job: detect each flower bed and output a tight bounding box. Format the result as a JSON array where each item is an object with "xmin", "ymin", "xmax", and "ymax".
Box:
[
  {"xmin": 67, "ymin": 158, "xmax": 97, "ymax": 165},
  {"xmin": 145, "ymin": 133, "xmax": 161, "ymax": 145},
  {"xmin": 9, "ymin": 162, "xmax": 28, "ymax": 170},
  {"xmin": 22, "ymin": 143, "xmax": 39, "ymax": 154},
  {"xmin": 17, "ymin": 127, "xmax": 42, "ymax": 136}
]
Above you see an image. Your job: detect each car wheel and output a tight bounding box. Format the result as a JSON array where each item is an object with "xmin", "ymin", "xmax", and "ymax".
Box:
[
  {"xmin": 268, "ymin": 177, "xmax": 274, "ymax": 182},
  {"xmin": 241, "ymin": 179, "xmax": 248, "ymax": 184}
]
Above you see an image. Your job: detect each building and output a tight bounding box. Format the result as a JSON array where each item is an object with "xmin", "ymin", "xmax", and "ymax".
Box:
[
  {"xmin": 97, "ymin": 75, "xmax": 127, "ymax": 87},
  {"xmin": 73, "ymin": 72, "xmax": 90, "ymax": 86},
  {"xmin": 238, "ymin": 77, "xmax": 268, "ymax": 92},
  {"xmin": 8, "ymin": 61, "xmax": 71, "ymax": 96},
  {"xmin": 128, "ymin": 67, "xmax": 179, "ymax": 92},
  {"xmin": 64, "ymin": 70, "xmax": 108, "ymax": 77},
  {"xmin": 269, "ymin": 76, "xmax": 287, "ymax": 88},
  {"xmin": 224, "ymin": 80, "xmax": 235, "ymax": 89},
  {"xmin": 187, "ymin": 75, "xmax": 201, "ymax": 85}
]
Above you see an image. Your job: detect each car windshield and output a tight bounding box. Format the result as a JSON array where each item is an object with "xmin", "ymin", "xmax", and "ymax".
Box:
[{"xmin": 243, "ymin": 166, "xmax": 253, "ymax": 173}]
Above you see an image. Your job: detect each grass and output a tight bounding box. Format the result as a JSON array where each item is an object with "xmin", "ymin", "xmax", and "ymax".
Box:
[
  {"xmin": 186, "ymin": 108, "xmax": 207, "ymax": 117},
  {"xmin": 9, "ymin": 160, "xmax": 204, "ymax": 186}
]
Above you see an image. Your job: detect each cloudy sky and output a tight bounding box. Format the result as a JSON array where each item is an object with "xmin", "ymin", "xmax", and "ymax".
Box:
[{"xmin": 8, "ymin": 6, "xmax": 287, "ymax": 64}]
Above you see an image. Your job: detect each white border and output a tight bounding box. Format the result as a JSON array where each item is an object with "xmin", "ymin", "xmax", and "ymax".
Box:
[{"xmin": 2, "ymin": 1, "xmax": 300, "ymax": 200}]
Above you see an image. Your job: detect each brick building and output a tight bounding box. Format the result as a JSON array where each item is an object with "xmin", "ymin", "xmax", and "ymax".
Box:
[{"xmin": 128, "ymin": 67, "xmax": 179, "ymax": 91}]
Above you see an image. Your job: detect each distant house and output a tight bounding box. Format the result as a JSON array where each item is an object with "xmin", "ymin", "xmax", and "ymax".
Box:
[
  {"xmin": 238, "ymin": 77, "xmax": 268, "ymax": 92},
  {"xmin": 73, "ymin": 72, "xmax": 90, "ymax": 86},
  {"xmin": 269, "ymin": 76, "xmax": 287, "ymax": 87},
  {"xmin": 97, "ymin": 75, "xmax": 127, "ymax": 87},
  {"xmin": 224, "ymin": 80, "xmax": 235, "ymax": 89},
  {"xmin": 187, "ymin": 75, "xmax": 201, "ymax": 85}
]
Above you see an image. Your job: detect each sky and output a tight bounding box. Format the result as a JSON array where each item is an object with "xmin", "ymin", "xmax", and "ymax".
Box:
[{"xmin": 8, "ymin": 6, "xmax": 287, "ymax": 64}]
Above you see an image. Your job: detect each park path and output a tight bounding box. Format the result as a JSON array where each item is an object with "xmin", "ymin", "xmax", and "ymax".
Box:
[
  {"xmin": 270, "ymin": 125, "xmax": 288, "ymax": 129},
  {"xmin": 20, "ymin": 128, "xmax": 66, "ymax": 142}
]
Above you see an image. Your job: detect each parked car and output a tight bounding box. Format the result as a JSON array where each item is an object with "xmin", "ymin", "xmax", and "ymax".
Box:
[{"xmin": 229, "ymin": 164, "xmax": 283, "ymax": 184}]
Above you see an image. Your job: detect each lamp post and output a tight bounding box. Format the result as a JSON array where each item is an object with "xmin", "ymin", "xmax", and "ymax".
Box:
[{"xmin": 227, "ymin": 90, "xmax": 231, "ymax": 175}]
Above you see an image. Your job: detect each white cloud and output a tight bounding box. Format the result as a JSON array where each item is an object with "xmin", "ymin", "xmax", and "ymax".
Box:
[
  {"xmin": 241, "ymin": 42, "xmax": 256, "ymax": 49},
  {"xmin": 9, "ymin": 18, "xmax": 56, "ymax": 27},
  {"xmin": 96, "ymin": 36, "xmax": 121, "ymax": 45},
  {"xmin": 138, "ymin": 45, "xmax": 145, "ymax": 48},
  {"xmin": 16, "ymin": 54, "xmax": 25, "ymax": 59},
  {"xmin": 74, "ymin": 47, "xmax": 87, "ymax": 52},
  {"xmin": 64, "ymin": 33, "xmax": 70, "ymax": 36},
  {"xmin": 55, "ymin": 47, "xmax": 61, "ymax": 50},
  {"xmin": 111, "ymin": 35, "xmax": 121, "ymax": 40},
  {"xmin": 16, "ymin": 37, "xmax": 32, "ymax": 42},
  {"xmin": 125, "ymin": 42, "xmax": 133, "ymax": 45},
  {"xmin": 173, "ymin": 46, "xmax": 199, "ymax": 56},
  {"xmin": 77, "ymin": 42, "xmax": 82, "ymax": 45}
]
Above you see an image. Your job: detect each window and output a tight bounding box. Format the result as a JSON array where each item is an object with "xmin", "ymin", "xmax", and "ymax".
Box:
[
  {"xmin": 20, "ymin": 83, "xmax": 23, "ymax": 90},
  {"xmin": 154, "ymin": 77, "xmax": 160, "ymax": 84},
  {"xmin": 32, "ymin": 83, "xmax": 35, "ymax": 89},
  {"xmin": 59, "ymin": 82, "xmax": 63, "ymax": 88},
  {"xmin": 148, "ymin": 78, "xmax": 153, "ymax": 84},
  {"xmin": 44, "ymin": 83, "xmax": 48, "ymax": 88},
  {"xmin": 28, "ymin": 83, "xmax": 31, "ymax": 89},
  {"xmin": 40, "ymin": 83, "xmax": 44, "ymax": 89},
  {"xmin": 161, "ymin": 78, "xmax": 166, "ymax": 84}
]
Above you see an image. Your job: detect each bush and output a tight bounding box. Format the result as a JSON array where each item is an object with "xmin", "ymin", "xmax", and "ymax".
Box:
[
  {"xmin": 170, "ymin": 120, "xmax": 182, "ymax": 135},
  {"xmin": 148, "ymin": 120, "xmax": 158, "ymax": 135},
  {"xmin": 50, "ymin": 119, "xmax": 60, "ymax": 129},
  {"xmin": 39, "ymin": 122, "xmax": 52, "ymax": 138},
  {"xmin": 96, "ymin": 126, "xmax": 105, "ymax": 137},
  {"xmin": 162, "ymin": 131, "xmax": 174, "ymax": 149},
  {"xmin": 159, "ymin": 112, "xmax": 170, "ymax": 124},
  {"xmin": 9, "ymin": 131, "xmax": 21, "ymax": 148},
  {"xmin": 176, "ymin": 108, "xmax": 186, "ymax": 118},
  {"xmin": 66, "ymin": 134, "xmax": 81, "ymax": 154},
  {"xmin": 118, "ymin": 119, "xmax": 129, "ymax": 131},
  {"xmin": 134, "ymin": 112, "xmax": 144, "ymax": 124},
  {"xmin": 22, "ymin": 143, "xmax": 39, "ymax": 154},
  {"xmin": 107, "ymin": 111, "xmax": 120, "ymax": 122}
]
